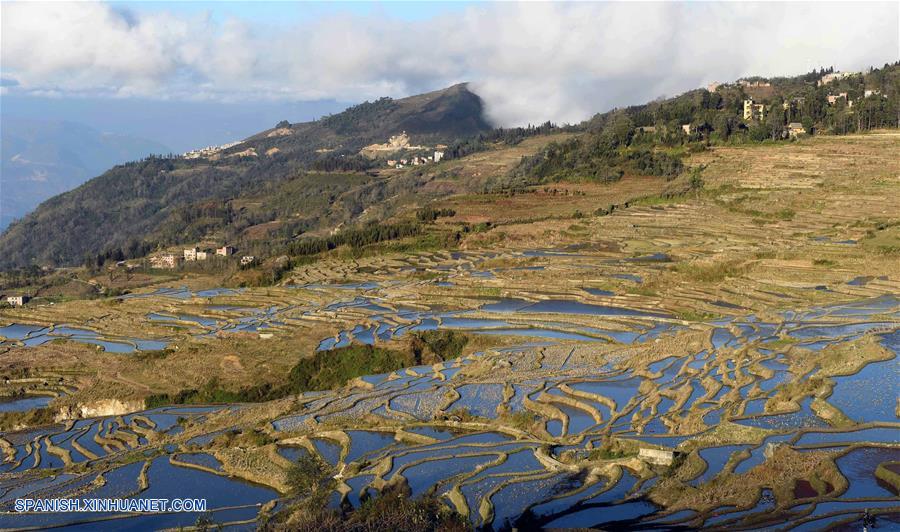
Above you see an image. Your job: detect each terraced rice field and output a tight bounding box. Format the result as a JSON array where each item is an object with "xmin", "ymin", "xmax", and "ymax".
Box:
[
  {"xmin": 0, "ymin": 133, "xmax": 898, "ymax": 528},
  {"xmin": 0, "ymin": 258, "xmax": 896, "ymax": 528}
]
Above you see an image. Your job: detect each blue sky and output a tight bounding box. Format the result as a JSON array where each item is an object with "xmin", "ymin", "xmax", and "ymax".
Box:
[{"xmin": 115, "ymin": 1, "xmax": 477, "ymax": 25}]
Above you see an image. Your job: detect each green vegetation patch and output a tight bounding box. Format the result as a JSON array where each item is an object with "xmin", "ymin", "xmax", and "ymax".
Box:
[
  {"xmin": 287, "ymin": 344, "xmax": 416, "ymax": 392},
  {"xmin": 0, "ymin": 407, "xmax": 55, "ymax": 432},
  {"xmin": 411, "ymin": 330, "xmax": 469, "ymax": 362}
]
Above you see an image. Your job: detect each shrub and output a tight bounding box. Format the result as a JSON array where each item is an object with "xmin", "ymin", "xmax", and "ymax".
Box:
[
  {"xmin": 411, "ymin": 330, "xmax": 469, "ymax": 361},
  {"xmin": 416, "ymin": 207, "xmax": 456, "ymax": 223},
  {"xmin": 286, "ymin": 453, "xmax": 335, "ymax": 499},
  {"xmin": 286, "ymin": 344, "xmax": 416, "ymax": 393}
]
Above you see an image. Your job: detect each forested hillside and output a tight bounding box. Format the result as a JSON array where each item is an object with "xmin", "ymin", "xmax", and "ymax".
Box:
[
  {"xmin": 0, "ymin": 84, "xmax": 493, "ymax": 269},
  {"xmin": 503, "ymin": 63, "xmax": 900, "ymax": 187}
]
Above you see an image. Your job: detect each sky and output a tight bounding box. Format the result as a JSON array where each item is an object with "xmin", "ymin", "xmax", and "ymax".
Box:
[{"xmin": 2, "ymin": 1, "xmax": 899, "ymax": 132}]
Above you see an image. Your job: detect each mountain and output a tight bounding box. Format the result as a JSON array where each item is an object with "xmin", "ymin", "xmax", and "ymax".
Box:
[
  {"xmin": 0, "ymin": 117, "xmax": 171, "ymax": 230},
  {"xmin": 243, "ymin": 82, "xmax": 491, "ymax": 155},
  {"xmin": 0, "ymin": 84, "xmax": 494, "ymax": 268}
]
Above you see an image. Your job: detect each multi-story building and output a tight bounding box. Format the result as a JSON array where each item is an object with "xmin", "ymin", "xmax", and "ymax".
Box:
[{"xmin": 743, "ymin": 99, "xmax": 766, "ymax": 121}]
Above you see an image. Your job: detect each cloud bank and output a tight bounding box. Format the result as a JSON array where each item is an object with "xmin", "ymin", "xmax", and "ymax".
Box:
[{"xmin": 2, "ymin": 2, "xmax": 898, "ymax": 126}]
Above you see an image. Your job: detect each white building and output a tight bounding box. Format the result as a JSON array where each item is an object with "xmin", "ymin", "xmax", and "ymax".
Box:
[
  {"xmin": 433, "ymin": 150, "xmax": 445, "ymax": 163},
  {"xmin": 216, "ymin": 246, "xmax": 235, "ymax": 257},
  {"xmin": 6, "ymin": 295, "xmax": 31, "ymax": 306},
  {"xmin": 150, "ymin": 254, "xmax": 178, "ymax": 269},
  {"xmin": 240, "ymin": 256, "xmax": 255, "ymax": 265}
]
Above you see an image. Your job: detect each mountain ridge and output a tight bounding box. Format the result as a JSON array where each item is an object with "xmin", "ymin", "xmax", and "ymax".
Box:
[{"xmin": 0, "ymin": 84, "xmax": 494, "ymax": 268}]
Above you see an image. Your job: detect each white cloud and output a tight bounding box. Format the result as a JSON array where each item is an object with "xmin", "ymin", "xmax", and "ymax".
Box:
[{"xmin": 2, "ymin": 1, "xmax": 898, "ymax": 126}]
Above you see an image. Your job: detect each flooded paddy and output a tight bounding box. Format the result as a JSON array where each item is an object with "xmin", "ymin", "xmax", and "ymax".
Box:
[
  {"xmin": 0, "ymin": 322, "xmax": 167, "ymax": 352},
  {"xmin": 0, "ymin": 245, "xmax": 897, "ymax": 529}
]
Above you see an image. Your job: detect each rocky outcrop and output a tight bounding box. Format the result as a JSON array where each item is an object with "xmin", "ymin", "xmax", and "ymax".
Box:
[{"xmin": 55, "ymin": 398, "xmax": 145, "ymax": 421}]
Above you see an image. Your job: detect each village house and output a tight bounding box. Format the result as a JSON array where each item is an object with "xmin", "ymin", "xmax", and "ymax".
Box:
[
  {"xmin": 706, "ymin": 81, "xmax": 722, "ymax": 92},
  {"xmin": 681, "ymin": 124, "xmax": 693, "ymax": 134},
  {"xmin": 6, "ymin": 295, "xmax": 31, "ymax": 306},
  {"xmin": 386, "ymin": 159, "xmax": 397, "ymax": 166},
  {"xmin": 150, "ymin": 254, "xmax": 178, "ymax": 269},
  {"xmin": 216, "ymin": 246, "xmax": 235, "ymax": 257},
  {"xmin": 787, "ymin": 122, "xmax": 806, "ymax": 138},
  {"xmin": 738, "ymin": 79, "xmax": 771, "ymax": 88},
  {"xmin": 818, "ymin": 71, "xmax": 856, "ymax": 86},
  {"xmin": 743, "ymin": 99, "xmax": 766, "ymax": 121},
  {"xmin": 864, "ymin": 89, "xmax": 882, "ymax": 98},
  {"xmin": 827, "ymin": 93, "xmax": 848, "ymax": 105},
  {"xmin": 240, "ymin": 256, "xmax": 255, "ymax": 266},
  {"xmin": 183, "ymin": 247, "xmax": 200, "ymax": 261},
  {"xmin": 433, "ymin": 150, "xmax": 444, "ymax": 163}
]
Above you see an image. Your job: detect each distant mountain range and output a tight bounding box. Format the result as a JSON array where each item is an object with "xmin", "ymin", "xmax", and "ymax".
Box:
[
  {"xmin": 0, "ymin": 84, "xmax": 494, "ymax": 268},
  {"xmin": 1, "ymin": 117, "xmax": 170, "ymax": 229}
]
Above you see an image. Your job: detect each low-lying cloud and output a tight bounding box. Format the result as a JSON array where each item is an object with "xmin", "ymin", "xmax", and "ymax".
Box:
[{"xmin": 3, "ymin": 2, "xmax": 898, "ymax": 126}]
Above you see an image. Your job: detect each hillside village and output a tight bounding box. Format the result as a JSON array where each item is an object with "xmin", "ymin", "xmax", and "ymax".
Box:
[
  {"xmin": 148, "ymin": 245, "xmax": 255, "ymax": 270},
  {"xmin": 182, "ymin": 141, "xmax": 243, "ymax": 159},
  {"xmin": 701, "ymin": 69, "xmax": 891, "ymax": 137},
  {"xmin": 360, "ymin": 132, "xmax": 446, "ymax": 168}
]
